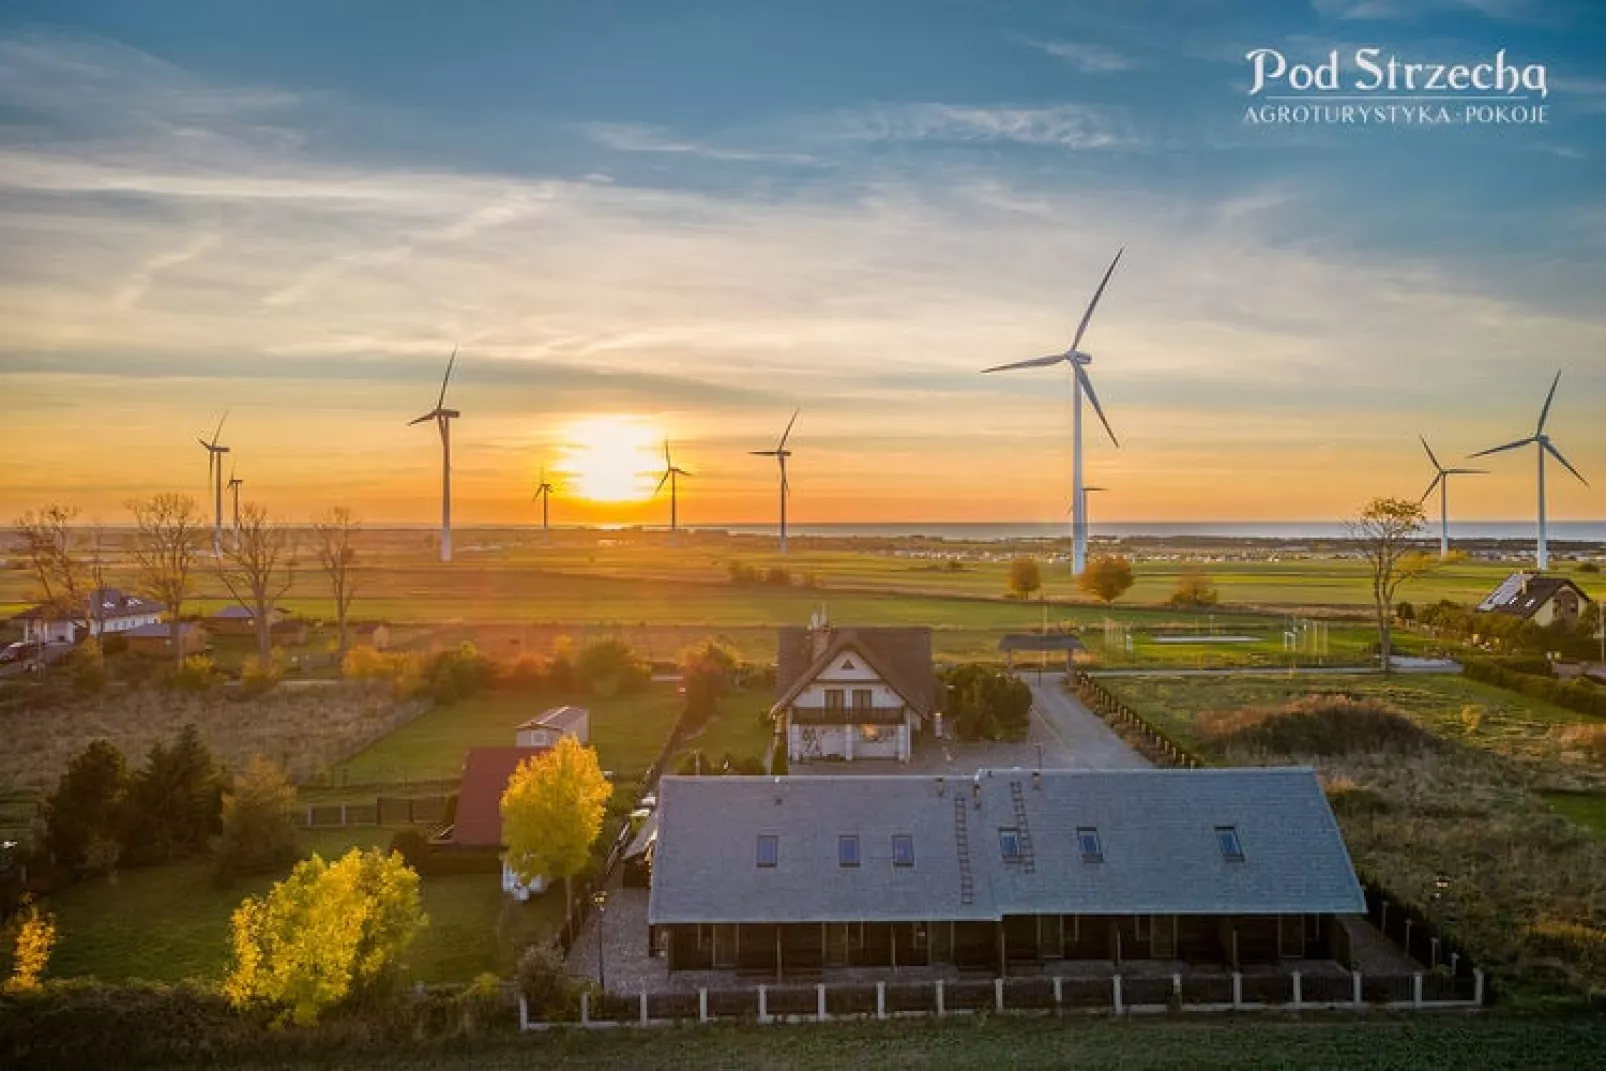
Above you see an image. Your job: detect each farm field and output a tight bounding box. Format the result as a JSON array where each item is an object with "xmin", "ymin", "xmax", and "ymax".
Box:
[{"xmin": 36, "ymin": 826, "xmax": 562, "ymax": 985}]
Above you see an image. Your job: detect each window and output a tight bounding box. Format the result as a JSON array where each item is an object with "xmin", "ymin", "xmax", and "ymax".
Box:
[
  {"xmin": 853, "ymin": 688, "xmax": 872, "ymax": 711},
  {"xmin": 999, "ymin": 828, "xmax": 1022, "ymax": 860},
  {"xmin": 1216, "ymin": 826, "xmax": 1245, "ymax": 862},
  {"xmin": 825, "ymin": 689, "xmax": 845, "ymax": 711},
  {"xmin": 840, "ymin": 657, "xmax": 857, "ymax": 670},
  {"xmin": 860, "ymin": 724, "xmax": 884, "ymax": 742},
  {"xmin": 1076, "ymin": 827, "xmax": 1103, "ymax": 863},
  {"xmin": 756, "ymin": 835, "xmax": 779, "ymax": 868},
  {"xmin": 838, "ymin": 835, "xmax": 860, "ymax": 868},
  {"xmin": 892, "ymin": 834, "xmax": 915, "ymax": 867}
]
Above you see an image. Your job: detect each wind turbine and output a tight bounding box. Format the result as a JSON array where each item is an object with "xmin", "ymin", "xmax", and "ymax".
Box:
[
  {"xmin": 984, "ymin": 249, "xmax": 1123, "ymax": 576},
  {"xmin": 1418, "ymin": 437, "xmax": 1484, "ymax": 559},
  {"xmin": 531, "ymin": 467, "xmax": 555, "ymax": 542},
  {"xmin": 198, "ymin": 411, "xmax": 229, "ymax": 557},
  {"xmin": 226, "ymin": 465, "xmax": 244, "ymax": 549},
  {"xmin": 750, "ymin": 409, "xmax": 799, "ymax": 554},
  {"xmin": 409, "ymin": 346, "xmax": 461, "ymax": 563},
  {"xmin": 1470, "ymin": 370, "xmax": 1588, "ymax": 571},
  {"xmin": 1073, "ymin": 486, "xmax": 1107, "ymax": 544},
  {"xmin": 655, "ymin": 440, "xmax": 693, "ymax": 544}
]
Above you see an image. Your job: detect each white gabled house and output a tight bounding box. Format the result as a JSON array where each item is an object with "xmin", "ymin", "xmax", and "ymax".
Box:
[
  {"xmin": 10, "ymin": 587, "xmax": 163, "ymax": 644},
  {"xmin": 771, "ymin": 611, "xmax": 937, "ymax": 764}
]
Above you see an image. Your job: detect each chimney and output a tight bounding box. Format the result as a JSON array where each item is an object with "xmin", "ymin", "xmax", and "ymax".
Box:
[
  {"xmin": 936, "ymin": 775, "xmax": 946, "ymax": 797},
  {"xmin": 808, "ymin": 603, "xmax": 832, "ymax": 658},
  {"xmin": 972, "ymin": 774, "xmax": 982, "ymax": 809},
  {"xmin": 1032, "ymin": 770, "xmax": 1042, "ymax": 791}
]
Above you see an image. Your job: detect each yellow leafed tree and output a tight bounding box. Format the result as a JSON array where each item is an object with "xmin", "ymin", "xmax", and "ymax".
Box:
[
  {"xmin": 501, "ymin": 735, "xmax": 612, "ymax": 912},
  {"xmin": 4, "ymin": 900, "xmax": 57, "ymax": 993}
]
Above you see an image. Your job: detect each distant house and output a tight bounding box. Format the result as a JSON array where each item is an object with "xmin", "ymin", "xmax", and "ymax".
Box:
[
  {"xmin": 125, "ymin": 621, "xmax": 207, "ymax": 658},
  {"xmin": 11, "ymin": 587, "xmax": 163, "ymax": 645},
  {"xmin": 209, "ymin": 604, "xmax": 288, "ymax": 636},
  {"xmin": 648, "ymin": 768, "xmax": 1366, "ymax": 976},
  {"xmin": 351, "ymin": 622, "xmax": 392, "ymax": 651},
  {"xmin": 450, "ymin": 746, "xmax": 552, "ymax": 900},
  {"xmin": 1476, "ymin": 572, "xmax": 1594, "ymax": 628},
  {"xmin": 271, "ymin": 618, "xmax": 308, "ymax": 646},
  {"xmin": 515, "ymin": 705, "xmax": 590, "ymax": 748},
  {"xmin": 771, "ymin": 612, "xmax": 935, "ymax": 763}
]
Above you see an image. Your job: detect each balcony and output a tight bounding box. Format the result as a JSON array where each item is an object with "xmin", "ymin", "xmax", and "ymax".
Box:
[{"xmin": 790, "ymin": 704, "xmax": 907, "ymax": 726}]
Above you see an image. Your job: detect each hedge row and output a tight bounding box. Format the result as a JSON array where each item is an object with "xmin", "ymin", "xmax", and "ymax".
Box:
[{"xmin": 1462, "ymin": 659, "xmax": 1606, "ymax": 719}]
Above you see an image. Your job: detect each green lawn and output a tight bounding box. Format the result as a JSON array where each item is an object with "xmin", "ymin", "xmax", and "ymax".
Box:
[
  {"xmin": 676, "ymin": 688, "xmax": 776, "ymax": 769},
  {"xmin": 328, "ymin": 686, "xmax": 684, "ymax": 786},
  {"xmin": 39, "ymin": 826, "xmax": 563, "ymax": 985},
  {"xmin": 1542, "ymin": 791, "xmax": 1606, "ymax": 837}
]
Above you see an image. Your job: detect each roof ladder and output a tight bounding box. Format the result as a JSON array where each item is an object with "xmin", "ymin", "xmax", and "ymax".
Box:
[
  {"xmin": 952, "ymin": 796, "xmax": 975, "ymax": 905},
  {"xmin": 1009, "ymin": 781, "xmax": 1036, "ymax": 873}
]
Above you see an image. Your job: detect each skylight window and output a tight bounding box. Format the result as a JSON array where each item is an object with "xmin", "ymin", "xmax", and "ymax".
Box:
[
  {"xmin": 1216, "ymin": 826, "xmax": 1245, "ymax": 862},
  {"xmin": 838, "ymin": 835, "xmax": 860, "ymax": 868},
  {"xmin": 999, "ymin": 828, "xmax": 1022, "ymax": 860},
  {"xmin": 756, "ymin": 834, "xmax": 779, "ymax": 868},
  {"xmin": 891, "ymin": 834, "xmax": 915, "ymax": 867},
  {"xmin": 1076, "ymin": 827, "xmax": 1103, "ymax": 863}
]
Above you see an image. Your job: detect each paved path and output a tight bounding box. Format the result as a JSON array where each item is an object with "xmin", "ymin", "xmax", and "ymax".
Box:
[{"xmin": 1025, "ymin": 674, "xmax": 1150, "ymax": 771}]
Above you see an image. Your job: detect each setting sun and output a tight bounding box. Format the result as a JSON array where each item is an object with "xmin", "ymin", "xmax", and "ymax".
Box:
[{"xmin": 556, "ymin": 415, "xmax": 662, "ymax": 503}]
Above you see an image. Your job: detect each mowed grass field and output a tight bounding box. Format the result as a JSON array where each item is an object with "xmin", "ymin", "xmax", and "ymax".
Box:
[{"xmin": 37, "ymin": 826, "xmax": 563, "ymax": 985}]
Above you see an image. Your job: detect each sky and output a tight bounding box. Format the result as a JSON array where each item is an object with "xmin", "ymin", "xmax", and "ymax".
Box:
[{"xmin": 0, "ymin": 0, "xmax": 1603, "ymax": 527}]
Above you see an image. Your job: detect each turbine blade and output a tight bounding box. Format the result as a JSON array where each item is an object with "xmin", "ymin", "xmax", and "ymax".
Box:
[
  {"xmin": 1076, "ymin": 365, "xmax": 1119, "ymax": 448},
  {"xmin": 664, "ymin": 439, "xmax": 672, "ymax": 468},
  {"xmin": 1419, "ymin": 435, "xmax": 1442, "ymax": 473},
  {"xmin": 1544, "ymin": 439, "xmax": 1589, "ymax": 486},
  {"xmin": 1069, "ymin": 248, "xmax": 1123, "ymax": 353},
  {"xmin": 655, "ymin": 471, "xmax": 670, "ymax": 495},
  {"xmin": 1444, "ymin": 468, "xmax": 1488, "ymax": 476},
  {"xmin": 750, "ymin": 450, "xmax": 777, "ymax": 457},
  {"xmin": 981, "ymin": 354, "xmax": 1069, "ymax": 373},
  {"xmin": 1469, "ymin": 437, "xmax": 1535, "ymax": 458},
  {"xmin": 211, "ymin": 410, "xmax": 229, "ymax": 445},
  {"xmin": 408, "ymin": 411, "xmax": 438, "ymax": 426},
  {"xmin": 1536, "ymin": 368, "xmax": 1561, "ymax": 434},
  {"xmin": 679, "ymin": 467, "xmax": 695, "ymax": 478},
  {"xmin": 1419, "ymin": 473, "xmax": 1441, "ymax": 504},
  {"xmin": 778, "ymin": 408, "xmax": 800, "ymax": 450},
  {"xmin": 437, "ymin": 345, "xmax": 458, "ymax": 410}
]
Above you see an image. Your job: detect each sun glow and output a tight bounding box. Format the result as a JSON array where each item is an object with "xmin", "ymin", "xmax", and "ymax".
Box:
[{"xmin": 556, "ymin": 415, "xmax": 661, "ymax": 503}]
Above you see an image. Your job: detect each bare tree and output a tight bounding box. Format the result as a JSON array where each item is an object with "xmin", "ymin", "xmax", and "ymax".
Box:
[
  {"xmin": 1348, "ymin": 497, "xmax": 1432, "ymax": 675},
  {"xmin": 218, "ymin": 503, "xmax": 296, "ymax": 668},
  {"xmin": 312, "ymin": 507, "xmax": 361, "ymax": 666},
  {"xmin": 127, "ymin": 494, "xmax": 205, "ymax": 668},
  {"xmin": 13, "ymin": 504, "xmax": 93, "ymax": 644}
]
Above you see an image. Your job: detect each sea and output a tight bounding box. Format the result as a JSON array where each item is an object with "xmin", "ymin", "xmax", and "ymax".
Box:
[{"xmin": 689, "ymin": 521, "xmax": 1606, "ymax": 543}]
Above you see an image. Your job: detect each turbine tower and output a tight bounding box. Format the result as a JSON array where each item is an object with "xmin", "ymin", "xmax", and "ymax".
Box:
[
  {"xmin": 1470, "ymin": 370, "xmax": 1588, "ymax": 571},
  {"xmin": 198, "ymin": 411, "xmax": 229, "ymax": 557},
  {"xmin": 984, "ymin": 249, "xmax": 1123, "ymax": 576},
  {"xmin": 226, "ymin": 465, "xmax": 244, "ymax": 549},
  {"xmin": 409, "ymin": 346, "xmax": 461, "ymax": 563},
  {"xmin": 655, "ymin": 440, "xmax": 693, "ymax": 544},
  {"xmin": 750, "ymin": 409, "xmax": 799, "ymax": 554},
  {"xmin": 1418, "ymin": 436, "xmax": 1484, "ymax": 559},
  {"xmin": 1073, "ymin": 486, "xmax": 1107, "ymax": 545},
  {"xmin": 531, "ymin": 467, "xmax": 555, "ymax": 542}
]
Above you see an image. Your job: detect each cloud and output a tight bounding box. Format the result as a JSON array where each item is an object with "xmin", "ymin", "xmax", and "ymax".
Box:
[
  {"xmin": 1022, "ymin": 39, "xmax": 1135, "ymax": 74},
  {"xmin": 805, "ymin": 103, "xmax": 1141, "ymax": 151},
  {"xmin": 581, "ymin": 122, "xmax": 824, "ymax": 165}
]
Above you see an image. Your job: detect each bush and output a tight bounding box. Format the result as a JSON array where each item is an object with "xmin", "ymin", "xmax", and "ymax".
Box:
[
  {"xmin": 215, "ymin": 757, "xmax": 298, "ymax": 880},
  {"xmin": 171, "ymin": 655, "xmax": 220, "ymax": 694},
  {"xmin": 680, "ymin": 639, "xmax": 738, "ymax": 727},
  {"xmin": 573, "ymin": 638, "xmax": 649, "ymax": 697},
  {"xmin": 495, "ymin": 655, "xmax": 549, "ymax": 694},
  {"xmin": 1195, "ymin": 695, "xmax": 1441, "ymax": 757},
  {"xmin": 941, "ymin": 664, "xmax": 1033, "ymax": 741},
  {"xmin": 1463, "ymin": 659, "xmax": 1606, "ymax": 719},
  {"xmin": 1168, "ymin": 567, "xmax": 1218, "ymax": 607},
  {"xmin": 515, "ymin": 942, "xmax": 575, "ymax": 1020},
  {"xmin": 427, "ymin": 644, "xmax": 495, "ymax": 706},
  {"xmin": 239, "ymin": 651, "xmax": 286, "ymax": 697},
  {"xmin": 386, "ymin": 829, "xmax": 430, "ymax": 871}
]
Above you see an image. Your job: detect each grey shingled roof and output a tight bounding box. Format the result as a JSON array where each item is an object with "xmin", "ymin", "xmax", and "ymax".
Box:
[
  {"xmin": 648, "ymin": 768, "xmax": 1365, "ymax": 926},
  {"xmin": 774, "ymin": 627, "xmax": 935, "ymax": 716},
  {"xmin": 1476, "ymin": 572, "xmax": 1592, "ymax": 619},
  {"xmin": 516, "ymin": 705, "xmax": 588, "ymax": 734}
]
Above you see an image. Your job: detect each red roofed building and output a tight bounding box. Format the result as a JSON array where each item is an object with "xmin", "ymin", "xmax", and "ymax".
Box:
[{"xmin": 451, "ymin": 745, "xmax": 551, "ymax": 899}]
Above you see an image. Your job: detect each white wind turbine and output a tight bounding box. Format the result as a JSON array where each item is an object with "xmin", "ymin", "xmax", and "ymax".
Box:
[
  {"xmin": 197, "ymin": 411, "xmax": 229, "ymax": 557},
  {"xmin": 1470, "ymin": 370, "xmax": 1588, "ymax": 572},
  {"xmin": 531, "ymin": 467, "xmax": 555, "ymax": 542},
  {"xmin": 750, "ymin": 409, "xmax": 799, "ymax": 554},
  {"xmin": 1071, "ymin": 486, "xmax": 1107, "ymax": 546},
  {"xmin": 409, "ymin": 347, "xmax": 461, "ymax": 563},
  {"xmin": 984, "ymin": 249, "xmax": 1123, "ymax": 576},
  {"xmin": 1418, "ymin": 436, "xmax": 1484, "ymax": 559},
  {"xmin": 226, "ymin": 465, "xmax": 244, "ymax": 549},
  {"xmin": 655, "ymin": 440, "xmax": 693, "ymax": 544}
]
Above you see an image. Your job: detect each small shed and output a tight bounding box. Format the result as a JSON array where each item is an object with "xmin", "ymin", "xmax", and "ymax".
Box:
[
  {"xmin": 126, "ymin": 621, "xmax": 208, "ymax": 657},
  {"xmin": 209, "ymin": 605, "xmax": 287, "ymax": 636},
  {"xmin": 998, "ymin": 633, "xmax": 1088, "ymax": 671},
  {"xmin": 515, "ymin": 705, "xmax": 590, "ymax": 748}
]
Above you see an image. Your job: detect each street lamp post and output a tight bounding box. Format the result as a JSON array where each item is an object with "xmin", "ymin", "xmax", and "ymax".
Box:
[{"xmin": 592, "ymin": 890, "xmax": 608, "ymax": 993}]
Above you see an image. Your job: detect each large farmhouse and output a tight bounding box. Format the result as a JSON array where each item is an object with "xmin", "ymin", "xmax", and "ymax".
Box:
[
  {"xmin": 648, "ymin": 768, "xmax": 1366, "ymax": 976},
  {"xmin": 1476, "ymin": 572, "xmax": 1594, "ymax": 628},
  {"xmin": 771, "ymin": 613, "xmax": 936, "ymax": 764},
  {"xmin": 11, "ymin": 587, "xmax": 163, "ymax": 644}
]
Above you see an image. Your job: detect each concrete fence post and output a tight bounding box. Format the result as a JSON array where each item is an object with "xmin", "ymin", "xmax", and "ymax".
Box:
[
  {"xmin": 1474, "ymin": 969, "xmax": 1484, "ymax": 1005},
  {"xmin": 877, "ymin": 981, "xmax": 887, "ymax": 1020},
  {"xmin": 1430, "ymin": 937, "xmax": 1440, "ymax": 969},
  {"xmin": 1450, "ymin": 952, "xmax": 1460, "ymax": 976},
  {"xmin": 1053, "ymin": 976, "xmax": 1064, "ymax": 1010},
  {"xmin": 1404, "ymin": 919, "xmax": 1413, "ymax": 956},
  {"xmin": 1292, "ymin": 971, "xmax": 1302, "ymax": 1010},
  {"xmin": 1352, "ymin": 970, "xmax": 1362, "ymax": 1009},
  {"xmin": 580, "ymin": 991, "xmax": 591, "ymax": 1027},
  {"xmin": 1232, "ymin": 972, "xmax": 1242, "ymax": 1009},
  {"xmin": 698, "ymin": 988, "xmax": 708, "ymax": 1023},
  {"xmin": 1113, "ymin": 974, "xmax": 1124, "ymax": 1016},
  {"xmin": 817, "ymin": 983, "xmax": 827, "ymax": 1021},
  {"xmin": 759, "ymin": 985, "xmax": 769, "ymax": 1025},
  {"xmin": 1413, "ymin": 973, "xmax": 1423, "ymax": 1008},
  {"xmin": 518, "ymin": 993, "xmax": 529, "ymax": 1031},
  {"xmin": 640, "ymin": 989, "xmax": 648, "ymax": 1025},
  {"xmin": 305, "ymin": 806, "xmax": 314, "ymax": 826},
  {"xmin": 935, "ymin": 979, "xmax": 945, "ymax": 1018},
  {"xmin": 340, "ymin": 803, "xmax": 348, "ymax": 826},
  {"xmin": 994, "ymin": 977, "xmax": 1005, "ymax": 1013}
]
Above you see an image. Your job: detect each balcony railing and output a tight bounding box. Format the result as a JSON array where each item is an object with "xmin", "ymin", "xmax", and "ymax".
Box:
[{"xmin": 790, "ymin": 704, "xmax": 906, "ymax": 726}]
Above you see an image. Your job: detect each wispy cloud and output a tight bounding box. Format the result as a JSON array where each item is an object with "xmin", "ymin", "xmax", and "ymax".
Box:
[
  {"xmin": 1021, "ymin": 39, "xmax": 1135, "ymax": 74},
  {"xmin": 808, "ymin": 102, "xmax": 1141, "ymax": 151},
  {"xmin": 581, "ymin": 121, "xmax": 824, "ymax": 165}
]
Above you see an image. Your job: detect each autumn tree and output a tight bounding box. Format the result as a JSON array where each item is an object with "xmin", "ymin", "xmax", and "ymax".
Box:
[
  {"xmin": 216, "ymin": 756, "xmax": 298, "ymax": 879},
  {"xmin": 1076, "ymin": 554, "xmax": 1135, "ymax": 604},
  {"xmin": 127, "ymin": 493, "xmax": 204, "ymax": 668},
  {"xmin": 12, "ymin": 506, "xmax": 109, "ymax": 657},
  {"xmin": 218, "ymin": 503, "xmax": 296, "ymax": 669},
  {"xmin": 501, "ymin": 736, "xmax": 611, "ymax": 916},
  {"xmin": 312, "ymin": 506, "xmax": 361, "ymax": 665},
  {"xmin": 1349, "ymin": 496, "xmax": 1432, "ymax": 674},
  {"xmin": 225, "ymin": 848, "xmax": 426, "ymax": 1025},
  {"xmin": 1007, "ymin": 556, "xmax": 1042, "ymax": 599},
  {"xmin": 680, "ymin": 638, "xmax": 738, "ymax": 726},
  {"xmin": 1169, "ymin": 566, "xmax": 1219, "ymax": 607},
  {"xmin": 3, "ymin": 900, "xmax": 57, "ymax": 994}
]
